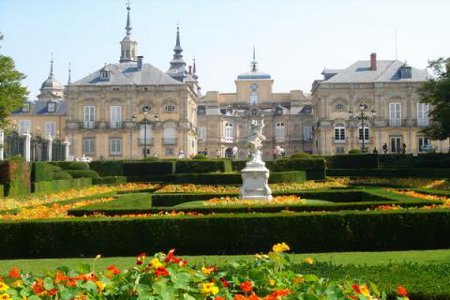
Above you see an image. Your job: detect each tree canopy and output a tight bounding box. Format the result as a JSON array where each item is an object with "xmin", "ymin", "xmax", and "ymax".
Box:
[
  {"xmin": 417, "ymin": 57, "xmax": 450, "ymax": 140},
  {"xmin": 0, "ymin": 33, "xmax": 29, "ymax": 128}
]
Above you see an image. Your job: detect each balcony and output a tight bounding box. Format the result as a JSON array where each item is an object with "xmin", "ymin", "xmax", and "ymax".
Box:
[
  {"xmin": 162, "ymin": 137, "xmax": 177, "ymax": 145},
  {"xmin": 389, "ymin": 119, "xmax": 402, "ymax": 127},
  {"xmin": 109, "ymin": 121, "xmax": 124, "ymax": 129},
  {"xmin": 82, "ymin": 121, "xmax": 96, "ymax": 129},
  {"xmin": 138, "ymin": 138, "xmax": 154, "ymax": 145},
  {"xmin": 417, "ymin": 119, "xmax": 430, "ymax": 127}
]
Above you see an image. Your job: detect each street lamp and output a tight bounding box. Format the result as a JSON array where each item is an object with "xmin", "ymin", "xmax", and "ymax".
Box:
[
  {"xmin": 142, "ymin": 105, "xmax": 150, "ymax": 158},
  {"xmin": 350, "ymin": 103, "xmax": 376, "ymax": 153}
]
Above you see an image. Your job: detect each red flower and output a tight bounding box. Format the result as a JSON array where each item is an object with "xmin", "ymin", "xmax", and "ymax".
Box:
[
  {"xmin": 164, "ymin": 249, "xmax": 187, "ymax": 266},
  {"xmin": 8, "ymin": 267, "xmax": 21, "ymax": 279},
  {"xmin": 106, "ymin": 265, "xmax": 121, "ymax": 275},
  {"xmin": 136, "ymin": 252, "xmax": 147, "ymax": 265},
  {"xmin": 352, "ymin": 284, "xmax": 361, "ymax": 294},
  {"xmin": 32, "ymin": 278, "xmax": 46, "ymax": 295},
  {"xmin": 155, "ymin": 266, "xmax": 169, "ymax": 277},
  {"xmin": 397, "ymin": 285, "xmax": 408, "ymax": 297},
  {"xmin": 240, "ymin": 281, "xmax": 253, "ymax": 293},
  {"xmin": 66, "ymin": 279, "xmax": 77, "ymax": 287},
  {"xmin": 264, "ymin": 289, "xmax": 291, "ymax": 299},
  {"xmin": 220, "ymin": 277, "xmax": 230, "ymax": 288}
]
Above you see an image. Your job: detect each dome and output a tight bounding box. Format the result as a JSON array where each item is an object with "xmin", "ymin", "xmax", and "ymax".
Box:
[
  {"xmin": 237, "ymin": 70, "xmax": 271, "ymax": 80},
  {"xmin": 40, "ymin": 75, "xmax": 63, "ymax": 91}
]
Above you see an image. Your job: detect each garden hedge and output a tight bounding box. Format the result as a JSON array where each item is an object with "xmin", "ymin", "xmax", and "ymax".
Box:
[
  {"xmin": 327, "ymin": 168, "xmax": 450, "ymax": 178},
  {"xmin": 89, "ymin": 161, "xmax": 124, "ymax": 176},
  {"xmin": 378, "ymin": 153, "xmax": 450, "ymax": 169},
  {"xmin": 32, "ymin": 178, "xmax": 92, "ymax": 193},
  {"xmin": 65, "ymin": 169, "xmax": 100, "ymax": 179},
  {"xmin": 0, "ymin": 185, "xmax": 3, "ymax": 198},
  {"xmin": 0, "ymin": 160, "xmax": 31, "ymax": 197},
  {"xmin": 175, "ymin": 159, "xmax": 232, "ymax": 174},
  {"xmin": 50, "ymin": 161, "xmax": 90, "ymax": 170},
  {"xmin": 325, "ymin": 154, "xmax": 379, "ymax": 169},
  {"xmin": 92, "ymin": 176, "xmax": 127, "ymax": 185},
  {"xmin": 123, "ymin": 161, "xmax": 175, "ymax": 177},
  {"xmin": 2, "ymin": 209, "xmax": 450, "ymax": 258},
  {"xmin": 31, "ymin": 162, "xmax": 55, "ymax": 182},
  {"xmin": 270, "ymin": 158, "xmax": 326, "ymax": 180}
]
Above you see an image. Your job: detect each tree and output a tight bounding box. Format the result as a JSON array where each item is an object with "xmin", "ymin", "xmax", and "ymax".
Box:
[
  {"xmin": 417, "ymin": 57, "xmax": 450, "ymax": 141},
  {"xmin": 0, "ymin": 33, "xmax": 29, "ymax": 128}
]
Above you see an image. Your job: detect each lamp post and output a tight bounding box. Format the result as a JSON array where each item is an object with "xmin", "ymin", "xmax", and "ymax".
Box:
[
  {"xmin": 142, "ymin": 105, "xmax": 150, "ymax": 158},
  {"xmin": 350, "ymin": 103, "xmax": 376, "ymax": 153},
  {"xmin": 130, "ymin": 114, "xmax": 137, "ymax": 159}
]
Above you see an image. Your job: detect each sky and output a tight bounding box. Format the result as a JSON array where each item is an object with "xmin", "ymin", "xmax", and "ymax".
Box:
[{"xmin": 1, "ymin": 0, "xmax": 449, "ymax": 100}]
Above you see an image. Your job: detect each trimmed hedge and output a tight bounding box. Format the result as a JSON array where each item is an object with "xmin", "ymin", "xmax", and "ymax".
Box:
[
  {"xmin": 65, "ymin": 170, "xmax": 100, "ymax": 179},
  {"xmin": 379, "ymin": 153, "xmax": 450, "ymax": 169},
  {"xmin": 32, "ymin": 178, "xmax": 92, "ymax": 194},
  {"xmin": 31, "ymin": 162, "xmax": 55, "ymax": 182},
  {"xmin": 0, "ymin": 185, "xmax": 3, "ymax": 198},
  {"xmin": 2, "ymin": 209, "xmax": 450, "ymax": 258},
  {"xmin": 175, "ymin": 160, "xmax": 232, "ymax": 174},
  {"xmin": 0, "ymin": 160, "xmax": 31, "ymax": 197},
  {"xmin": 50, "ymin": 162, "xmax": 90, "ymax": 170},
  {"xmin": 270, "ymin": 158, "xmax": 326, "ymax": 180},
  {"xmin": 327, "ymin": 168, "xmax": 450, "ymax": 178},
  {"xmin": 325, "ymin": 154, "xmax": 379, "ymax": 169},
  {"xmin": 89, "ymin": 161, "xmax": 124, "ymax": 176},
  {"xmin": 123, "ymin": 161, "xmax": 175, "ymax": 177},
  {"xmin": 92, "ymin": 176, "xmax": 127, "ymax": 185}
]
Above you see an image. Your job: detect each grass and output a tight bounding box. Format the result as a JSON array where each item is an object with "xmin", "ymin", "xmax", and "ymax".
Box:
[{"xmin": 1, "ymin": 249, "xmax": 449, "ymax": 274}]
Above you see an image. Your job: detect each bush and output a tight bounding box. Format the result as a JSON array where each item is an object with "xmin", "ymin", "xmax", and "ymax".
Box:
[
  {"xmin": 2, "ymin": 209, "xmax": 450, "ymax": 258},
  {"xmin": 175, "ymin": 160, "xmax": 232, "ymax": 174},
  {"xmin": 231, "ymin": 160, "xmax": 248, "ymax": 171},
  {"xmin": 327, "ymin": 168, "xmax": 450, "ymax": 178},
  {"xmin": 51, "ymin": 161, "xmax": 90, "ymax": 170},
  {"xmin": 192, "ymin": 154, "xmax": 207, "ymax": 159},
  {"xmin": 326, "ymin": 154, "xmax": 379, "ymax": 169},
  {"xmin": 123, "ymin": 161, "xmax": 175, "ymax": 177},
  {"xmin": 65, "ymin": 170, "xmax": 100, "ymax": 179},
  {"xmin": 32, "ymin": 178, "xmax": 92, "ymax": 194},
  {"xmin": 31, "ymin": 162, "xmax": 55, "ymax": 182},
  {"xmin": 53, "ymin": 170, "xmax": 72, "ymax": 180},
  {"xmin": 0, "ymin": 160, "xmax": 31, "ymax": 197},
  {"xmin": 0, "ymin": 185, "xmax": 3, "ymax": 197},
  {"xmin": 270, "ymin": 158, "xmax": 326, "ymax": 180},
  {"xmin": 89, "ymin": 161, "xmax": 124, "ymax": 176},
  {"xmin": 290, "ymin": 152, "xmax": 311, "ymax": 159},
  {"xmin": 92, "ymin": 176, "xmax": 127, "ymax": 185},
  {"xmin": 348, "ymin": 149, "xmax": 362, "ymax": 154},
  {"xmin": 378, "ymin": 153, "xmax": 450, "ymax": 169}
]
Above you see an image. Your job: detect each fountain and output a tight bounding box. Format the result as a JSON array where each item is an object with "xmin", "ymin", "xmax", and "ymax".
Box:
[{"xmin": 239, "ymin": 119, "xmax": 273, "ymax": 201}]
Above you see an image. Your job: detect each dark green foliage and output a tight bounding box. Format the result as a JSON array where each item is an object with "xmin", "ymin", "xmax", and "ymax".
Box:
[
  {"xmin": 89, "ymin": 161, "xmax": 124, "ymax": 176},
  {"xmin": 92, "ymin": 176, "xmax": 127, "ymax": 185},
  {"xmin": 123, "ymin": 161, "xmax": 175, "ymax": 176},
  {"xmin": 0, "ymin": 160, "xmax": 30, "ymax": 196},
  {"xmin": 378, "ymin": 153, "xmax": 450, "ymax": 169},
  {"xmin": 270, "ymin": 158, "xmax": 326, "ymax": 180},
  {"xmin": 50, "ymin": 161, "xmax": 89, "ymax": 170},
  {"xmin": 231, "ymin": 160, "xmax": 248, "ymax": 171},
  {"xmin": 53, "ymin": 170, "xmax": 72, "ymax": 180},
  {"xmin": 326, "ymin": 154, "xmax": 379, "ymax": 169},
  {"xmin": 327, "ymin": 168, "xmax": 450, "ymax": 178},
  {"xmin": 31, "ymin": 162, "xmax": 55, "ymax": 182},
  {"xmin": 32, "ymin": 178, "xmax": 92, "ymax": 193},
  {"xmin": 348, "ymin": 149, "xmax": 362, "ymax": 154},
  {"xmin": 192, "ymin": 154, "xmax": 207, "ymax": 159},
  {"xmin": 0, "ymin": 185, "xmax": 3, "ymax": 197},
  {"xmin": 289, "ymin": 152, "xmax": 312, "ymax": 159},
  {"xmin": 2, "ymin": 209, "xmax": 450, "ymax": 258},
  {"xmin": 65, "ymin": 170, "xmax": 100, "ymax": 179},
  {"xmin": 174, "ymin": 173, "xmax": 241, "ymax": 184},
  {"xmin": 175, "ymin": 160, "xmax": 232, "ymax": 174}
]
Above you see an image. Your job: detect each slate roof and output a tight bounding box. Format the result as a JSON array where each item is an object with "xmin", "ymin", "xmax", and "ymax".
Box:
[
  {"xmin": 324, "ymin": 60, "xmax": 430, "ymax": 83},
  {"xmin": 72, "ymin": 62, "xmax": 182, "ymax": 86},
  {"xmin": 11, "ymin": 100, "xmax": 67, "ymax": 115}
]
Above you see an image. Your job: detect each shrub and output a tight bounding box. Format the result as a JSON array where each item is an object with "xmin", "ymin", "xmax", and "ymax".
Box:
[
  {"xmin": 89, "ymin": 160, "xmax": 124, "ymax": 176},
  {"xmin": 53, "ymin": 170, "xmax": 73, "ymax": 180},
  {"xmin": 327, "ymin": 168, "xmax": 450, "ymax": 178},
  {"xmin": 92, "ymin": 176, "xmax": 127, "ymax": 185},
  {"xmin": 270, "ymin": 158, "xmax": 326, "ymax": 180},
  {"xmin": 326, "ymin": 154, "xmax": 379, "ymax": 169},
  {"xmin": 65, "ymin": 169, "xmax": 100, "ymax": 179},
  {"xmin": 31, "ymin": 162, "xmax": 55, "ymax": 182},
  {"xmin": 231, "ymin": 160, "xmax": 248, "ymax": 171},
  {"xmin": 51, "ymin": 161, "xmax": 90, "ymax": 170},
  {"xmin": 192, "ymin": 154, "xmax": 207, "ymax": 159},
  {"xmin": 290, "ymin": 152, "xmax": 311, "ymax": 159},
  {"xmin": 0, "ymin": 184, "xmax": 3, "ymax": 197},
  {"xmin": 123, "ymin": 161, "xmax": 175, "ymax": 177},
  {"xmin": 348, "ymin": 149, "xmax": 362, "ymax": 154},
  {"xmin": 175, "ymin": 160, "xmax": 232, "ymax": 174},
  {"xmin": 0, "ymin": 160, "xmax": 31, "ymax": 197}
]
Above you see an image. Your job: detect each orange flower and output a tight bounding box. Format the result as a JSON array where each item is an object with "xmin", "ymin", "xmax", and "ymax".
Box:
[
  {"xmin": 106, "ymin": 265, "xmax": 121, "ymax": 275},
  {"xmin": 8, "ymin": 267, "xmax": 20, "ymax": 279},
  {"xmin": 155, "ymin": 266, "xmax": 169, "ymax": 277},
  {"xmin": 214, "ymin": 297, "xmax": 226, "ymax": 300},
  {"xmin": 397, "ymin": 285, "xmax": 408, "ymax": 297},
  {"xmin": 240, "ymin": 281, "xmax": 253, "ymax": 293}
]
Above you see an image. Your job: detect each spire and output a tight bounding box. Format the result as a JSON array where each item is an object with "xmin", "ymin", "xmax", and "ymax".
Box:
[
  {"xmin": 68, "ymin": 63, "xmax": 72, "ymax": 84},
  {"xmin": 167, "ymin": 24, "xmax": 186, "ymax": 82},
  {"xmin": 49, "ymin": 53, "xmax": 54, "ymax": 77},
  {"xmin": 251, "ymin": 46, "xmax": 258, "ymax": 72},
  {"xmin": 125, "ymin": 1, "xmax": 132, "ymax": 36},
  {"xmin": 193, "ymin": 58, "xmax": 197, "ymax": 77}
]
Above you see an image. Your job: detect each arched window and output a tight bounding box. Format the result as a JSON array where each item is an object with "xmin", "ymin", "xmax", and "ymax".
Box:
[
  {"xmin": 224, "ymin": 122, "xmax": 234, "ymax": 143},
  {"xmin": 140, "ymin": 123, "xmax": 153, "ymax": 145},
  {"xmin": 275, "ymin": 122, "xmax": 285, "ymax": 142},
  {"xmin": 334, "ymin": 124, "xmax": 345, "ymax": 143},
  {"xmin": 358, "ymin": 126, "xmax": 370, "ymax": 142},
  {"xmin": 250, "ymin": 91, "xmax": 258, "ymax": 105}
]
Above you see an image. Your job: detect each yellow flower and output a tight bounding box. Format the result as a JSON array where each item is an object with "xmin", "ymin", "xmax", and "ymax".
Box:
[
  {"xmin": 200, "ymin": 282, "xmax": 219, "ymax": 295},
  {"xmin": 0, "ymin": 282, "xmax": 9, "ymax": 292},
  {"xmin": 255, "ymin": 254, "xmax": 269, "ymax": 259},
  {"xmin": 0, "ymin": 293, "xmax": 11, "ymax": 300},
  {"xmin": 303, "ymin": 257, "xmax": 314, "ymax": 265},
  {"xmin": 12, "ymin": 280, "xmax": 23, "ymax": 288},
  {"xmin": 268, "ymin": 278, "xmax": 276, "ymax": 286},
  {"xmin": 150, "ymin": 258, "xmax": 164, "ymax": 269},
  {"xmin": 359, "ymin": 284, "xmax": 370, "ymax": 296},
  {"xmin": 292, "ymin": 275, "xmax": 304, "ymax": 284},
  {"xmin": 272, "ymin": 242, "xmax": 290, "ymax": 253},
  {"xmin": 201, "ymin": 266, "xmax": 214, "ymax": 275},
  {"xmin": 96, "ymin": 281, "xmax": 106, "ymax": 292}
]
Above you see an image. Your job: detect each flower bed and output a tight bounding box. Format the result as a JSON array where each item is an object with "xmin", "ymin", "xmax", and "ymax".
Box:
[{"xmin": 0, "ymin": 244, "xmax": 408, "ymax": 300}]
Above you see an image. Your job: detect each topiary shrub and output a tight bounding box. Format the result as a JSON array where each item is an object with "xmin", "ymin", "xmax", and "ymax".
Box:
[
  {"xmin": 175, "ymin": 160, "xmax": 231, "ymax": 174},
  {"xmin": 31, "ymin": 162, "xmax": 55, "ymax": 182},
  {"xmin": 290, "ymin": 152, "xmax": 311, "ymax": 159},
  {"xmin": 0, "ymin": 159, "xmax": 31, "ymax": 197},
  {"xmin": 192, "ymin": 154, "xmax": 207, "ymax": 160},
  {"xmin": 89, "ymin": 161, "xmax": 124, "ymax": 176},
  {"xmin": 348, "ymin": 149, "xmax": 362, "ymax": 154},
  {"xmin": 51, "ymin": 161, "xmax": 90, "ymax": 170},
  {"xmin": 54, "ymin": 171, "xmax": 73, "ymax": 180},
  {"xmin": 65, "ymin": 170, "xmax": 100, "ymax": 179}
]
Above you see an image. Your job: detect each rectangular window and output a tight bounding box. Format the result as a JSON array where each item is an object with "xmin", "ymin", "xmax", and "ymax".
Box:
[
  {"xmin": 18, "ymin": 119, "xmax": 31, "ymax": 134},
  {"xmin": 358, "ymin": 128, "xmax": 369, "ymax": 142},
  {"xmin": 303, "ymin": 126, "xmax": 312, "ymax": 141},
  {"xmin": 417, "ymin": 103, "xmax": 429, "ymax": 126},
  {"xmin": 334, "ymin": 128, "xmax": 345, "ymax": 143},
  {"xmin": 109, "ymin": 138, "xmax": 122, "ymax": 155},
  {"xmin": 165, "ymin": 148, "xmax": 174, "ymax": 156},
  {"xmin": 110, "ymin": 106, "xmax": 122, "ymax": 129},
  {"xmin": 198, "ymin": 127, "xmax": 206, "ymax": 141},
  {"xmin": 83, "ymin": 106, "xmax": 95, "ymax": 128},
  {"xmin": 140, "ymin": 124, "xmax": 153, "ymax": 145},
  {"xmin": 389, "ymin": 103, "xmax": 401, "ymax": 126},
  {"xmin": 82, "ymin": 138, "xmax": 95, "ymax": 155},
  {"xmin": 336, "ymin": 147, "xmax": 345, "ymax": 154},
  {"xmin": 45, "ymin": 122, "xmax": 56, "ymax": 138}
]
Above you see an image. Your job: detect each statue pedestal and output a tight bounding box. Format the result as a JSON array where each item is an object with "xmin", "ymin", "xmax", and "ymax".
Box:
[{"xmin": 239, "ymin": 159, "xmax": 272, "ymax": 201}]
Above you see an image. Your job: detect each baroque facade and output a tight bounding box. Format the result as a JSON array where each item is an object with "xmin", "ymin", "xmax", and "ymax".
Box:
[
  {"xmin": 64, "ymin": 6, "xmax": 199, "ymax": 160},
  {"xmin": 197, "ymin": 53, "xmax": 314, "ymax": 160},
  {"xmin": 312, "ymin": 53, "xmax": 448, "ymax": 155}
]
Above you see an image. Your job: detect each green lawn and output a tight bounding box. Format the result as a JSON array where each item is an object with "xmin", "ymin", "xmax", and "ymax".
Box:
[{"xmin": 1, "ymin": 249, "xmax": 449, "ymax": 274}]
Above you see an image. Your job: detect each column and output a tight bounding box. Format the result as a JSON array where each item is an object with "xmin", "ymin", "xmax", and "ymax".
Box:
[
  {"xmin": 63, "ymin": 136, "xmax": 71, "ymax": 161},
  {"xmin": 0, "ymin": 130, "xmax": 4, "ymax": 161},
  {"xmin": 47, "ymin": 134, "xmax": 53, "ymax": 162},
  {"xmin": 23, "ymin": 131, "xmax": 31, "ymax": 162}
]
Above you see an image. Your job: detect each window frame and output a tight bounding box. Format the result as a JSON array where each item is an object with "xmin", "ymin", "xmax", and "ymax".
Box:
[{"xmin": 109, "ymin": 138, "xmax": 122, "ymax": 156}]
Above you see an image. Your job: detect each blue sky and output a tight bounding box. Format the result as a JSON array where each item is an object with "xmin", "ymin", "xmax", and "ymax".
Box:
[{"xmin": 1, "ymin": 0, "xmax": 449, "ymax": 99}]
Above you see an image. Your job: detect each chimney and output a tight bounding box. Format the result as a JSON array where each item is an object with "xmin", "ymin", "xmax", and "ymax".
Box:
[
  {"xmin": 370, "ymin": 53, "xmax": 377, "ymax": 71},
  {"xmin": 137, "ymin": 56, "xmax": 144, "ymax": 70},
  {"xmin": 188, "ymin": 65, "xmax": 192, "ymax": 74}
]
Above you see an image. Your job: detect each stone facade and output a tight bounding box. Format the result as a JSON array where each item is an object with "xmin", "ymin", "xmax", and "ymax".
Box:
[
  {"xmin": 311, "ymin": 53, "xmax": 449, "ymax": 155},
  {"xmin": 197, "ymin": 55, "xmax": 314, "ymax": 160}
]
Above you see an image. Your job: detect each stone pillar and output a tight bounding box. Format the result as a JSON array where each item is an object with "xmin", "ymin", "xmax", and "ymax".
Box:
[
  {"xmin": 63, "ymin": 136, "xmax": 71, "ymax": 161},
  {"xmin": 47, "ymin": 134, "xmax": 53, "ymax": 162},
  {"xmin": 23, "ymin": 131, "xmax": 31, "ymax": 162},
  {"xmin": 0, "ymin": 129, "xmax": 4, "ymax": 161}
]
